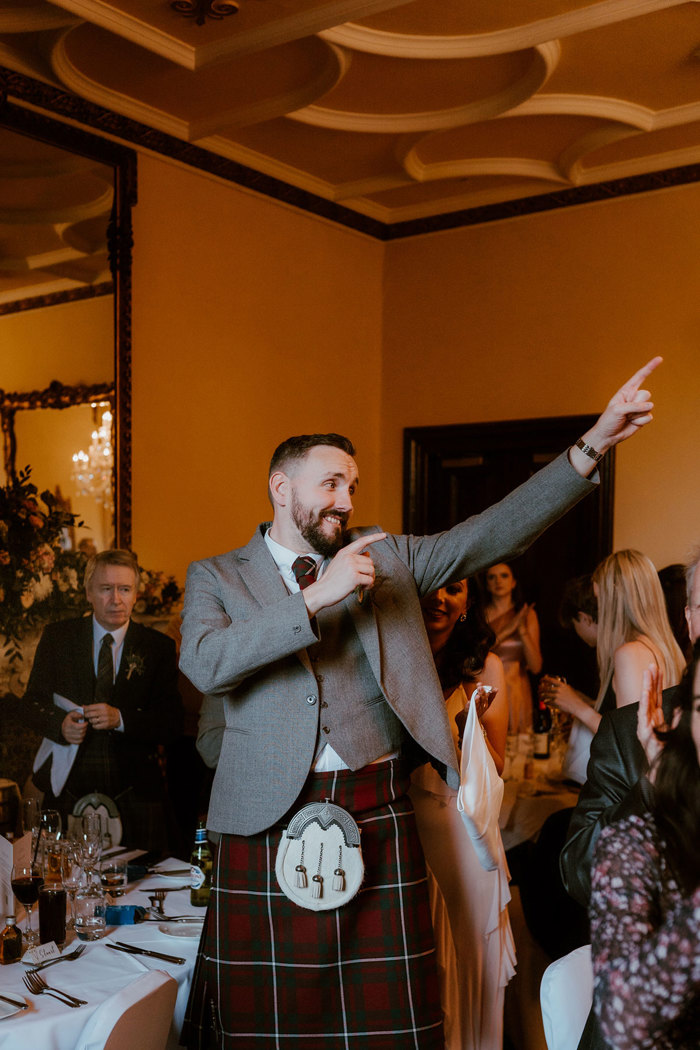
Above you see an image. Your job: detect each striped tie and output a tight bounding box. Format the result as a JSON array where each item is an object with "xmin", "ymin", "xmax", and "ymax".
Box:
[
  {"xmin": 292, "ymin": 556, "xmax": 317, "ymax": 590},
  {"xmin": 95, "ymin": 632, "xmax": 114, "ymax": 703}
]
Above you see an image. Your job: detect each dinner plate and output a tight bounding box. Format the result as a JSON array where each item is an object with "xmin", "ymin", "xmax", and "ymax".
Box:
[
  {"xmin": 157, "ymin": 923, "xmax": 202, "ymax": 939},
  {"xmin": 0, "ymin": 995, "xmax": 28, "ymax": 1019}
]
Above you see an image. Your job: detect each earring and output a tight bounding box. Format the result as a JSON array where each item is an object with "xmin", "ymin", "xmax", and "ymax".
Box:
[{"xmin": 459, "ymin": 612, "xmax": 467, "ymax": 622}]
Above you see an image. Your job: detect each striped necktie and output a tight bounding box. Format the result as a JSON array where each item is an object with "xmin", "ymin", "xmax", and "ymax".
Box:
[
  {"xmin": 292, "ymin": 556, "xmax": 317, "ymax": 590},
  {"xmin": 95, "ymin": 633, "xmax": 114, "ymax": 703}
]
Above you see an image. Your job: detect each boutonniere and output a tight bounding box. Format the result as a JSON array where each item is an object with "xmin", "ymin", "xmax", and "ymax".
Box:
[{"xmin": 124, "ymin": 651, "xmax": 145, "ymax": 679}]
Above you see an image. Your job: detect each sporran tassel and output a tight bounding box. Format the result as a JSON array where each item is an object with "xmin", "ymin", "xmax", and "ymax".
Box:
[
  {"xmin": 295, "ymin": 840, "xmax": 307, "ymax": 887},
  {"xmin": 333, "ymin": 846, "xmax": 345, "ymax": 891},
  {"xmin": 311, "ymin": 874, "xmax": 323, "ymax": 899}
]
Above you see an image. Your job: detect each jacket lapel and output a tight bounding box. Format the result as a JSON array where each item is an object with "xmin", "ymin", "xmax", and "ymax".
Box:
[{"xmin": 78, "ymin": 616, "xmax": 96, "ymax": 701}]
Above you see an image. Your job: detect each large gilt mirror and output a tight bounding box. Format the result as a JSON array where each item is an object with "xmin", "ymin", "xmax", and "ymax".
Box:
[{"xmin": 0, "ymin": 83, "xmax": 135, "ymax": 549}]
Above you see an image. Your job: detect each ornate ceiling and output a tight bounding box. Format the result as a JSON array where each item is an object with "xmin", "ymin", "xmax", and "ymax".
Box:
[{"xmin": 1, "ymin": 0, "xmax": 700, "ymax": 295}]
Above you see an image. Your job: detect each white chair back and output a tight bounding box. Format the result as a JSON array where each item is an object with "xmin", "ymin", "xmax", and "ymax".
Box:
[
  {"xmin": 76, "ymin": 969, "xmax": 178, "ymax": 1050},
  {"xmin": 540, "ymin": 944, "xmax": 593, "ymax": 1050}
]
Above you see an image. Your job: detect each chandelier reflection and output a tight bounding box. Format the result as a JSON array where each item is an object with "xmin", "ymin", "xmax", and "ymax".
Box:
[{"xmin": 71, "ymin": 402, "xmax": 114, "ymax": 512}]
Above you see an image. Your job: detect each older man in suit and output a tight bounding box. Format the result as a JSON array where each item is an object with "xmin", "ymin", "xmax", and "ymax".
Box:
[
  {"xmin": 179, "ymin": 359, "xmax": 661, "ymax": 1050},
  {"xmin": 560, "ymin": 547, "xmax": 699, "ymax": 1050},
  {"xmin": 24, "ymin": 549, "xmax": 182, "ymax": 857}
]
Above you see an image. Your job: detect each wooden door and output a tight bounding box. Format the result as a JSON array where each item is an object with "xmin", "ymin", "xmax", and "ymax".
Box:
[{"xmin": 403, "ymin": 415, "xmax": 613, "ymax": 688}]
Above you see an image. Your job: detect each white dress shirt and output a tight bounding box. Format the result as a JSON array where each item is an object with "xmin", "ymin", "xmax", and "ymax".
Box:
[
  {"xmin": 92, "ymin": 618, "xmax": 127, "ymax": 732},
  {"xmin": 264, "ymin": 530, "xmax": 349, "ymax": 771}
]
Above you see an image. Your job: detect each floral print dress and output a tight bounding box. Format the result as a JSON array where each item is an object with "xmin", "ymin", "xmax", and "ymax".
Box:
[{"xmin": 590, "ymin": 812, "xmax": 700, "ymax": 1049}]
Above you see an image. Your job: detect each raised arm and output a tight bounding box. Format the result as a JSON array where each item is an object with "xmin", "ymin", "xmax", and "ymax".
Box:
[{"xmin": 569, "ymin": 356, "xmax": 662, "ymax": 477}]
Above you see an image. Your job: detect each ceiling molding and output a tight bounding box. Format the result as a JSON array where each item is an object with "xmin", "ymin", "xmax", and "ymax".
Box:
[
  {"xmin": 291, "ymin": 42, "xmax": 558, "ymax": 134},
  {"xmin": 49, "ymin": 0, "xmax": 413, "ymax": 71},
  {"xmin": 319, "ymin": 0, "xmax": 689, "ymax": 58},
  {"xmin": 4, "ymin": 64, "xmax": 700, "ymax": 241}
]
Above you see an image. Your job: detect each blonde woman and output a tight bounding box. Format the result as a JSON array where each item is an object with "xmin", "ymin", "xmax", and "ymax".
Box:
[{"xmin": 542, "ymin": 550, "xmax": 686, "ymax": 734}]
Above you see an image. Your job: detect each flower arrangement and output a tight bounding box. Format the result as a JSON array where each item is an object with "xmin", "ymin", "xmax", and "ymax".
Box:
[
  {"xmin": 1, "ymin": 467, "xmax": 184, "ymax": 666},
  {"xmin": 0, "ymin": 468, "xmax": 88, "ymax": 660},
  {"xmin": 135, "ymin": 569, "xmax": 183, "ymax": 617}
]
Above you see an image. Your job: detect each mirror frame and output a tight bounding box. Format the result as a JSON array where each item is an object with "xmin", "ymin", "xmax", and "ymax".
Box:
[{"xmin": 0, "ymin": 70, "xmax": 136, "ymax": 547}]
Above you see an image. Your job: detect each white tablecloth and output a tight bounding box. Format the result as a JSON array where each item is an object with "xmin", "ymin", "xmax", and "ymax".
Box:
[
  {"xmin": 0, "ymin": 860, "xmax": 203, "ymax": 1050},
  {"xmin": 499, "ymin": 739, "xmax": 580, "ymax": 852}
]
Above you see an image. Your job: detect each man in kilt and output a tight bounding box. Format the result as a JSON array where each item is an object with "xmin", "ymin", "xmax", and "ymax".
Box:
[{"xmin": 179, "ymin": 359, "xmax": 661, "ymax": 1049}]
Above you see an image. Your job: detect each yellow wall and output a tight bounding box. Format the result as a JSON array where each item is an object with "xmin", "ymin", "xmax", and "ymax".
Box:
[
  {"xmin": 2, "ymin": 294, "xmax": 113, "ymax": 390},
  {"xmin": 126, "ymin": 155, "xmax": 698, "ymax": 582},
  {"xmin": 131, "ymin": 155, "xmax": 384, "ymax": 580},
  {"xmin": 381, "ymin": 185, "xmax": 700, "ymax": 569}
]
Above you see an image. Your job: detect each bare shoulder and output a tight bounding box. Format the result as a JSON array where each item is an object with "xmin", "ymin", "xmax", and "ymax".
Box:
[{"xmin": 614, "ymin": 638, "xmax": 658, "ymax": 668}]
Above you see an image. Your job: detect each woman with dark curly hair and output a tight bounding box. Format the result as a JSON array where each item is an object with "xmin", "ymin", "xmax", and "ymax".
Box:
[
  {"xmin": 410, "ymin": 579, "xmax": 515, "ymax": 1050},
  {"xmin": 590, "ymin": 640, "xmax": 700, "ymax": 1049}
]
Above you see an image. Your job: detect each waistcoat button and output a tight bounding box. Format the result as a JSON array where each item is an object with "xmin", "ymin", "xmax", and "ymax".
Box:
[{"xmin": 305, "ymin": 695, "xmax": 317, "ymax": 705}]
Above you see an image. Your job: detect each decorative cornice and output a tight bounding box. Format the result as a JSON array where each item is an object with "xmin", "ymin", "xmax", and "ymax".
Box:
[
  {"xmin": 3, "ymin": 65, "xmax": 700, "ymax": 241},
  {"xmin": 0, "ymin": 280, "xmax": 112, "ymax": 316}
]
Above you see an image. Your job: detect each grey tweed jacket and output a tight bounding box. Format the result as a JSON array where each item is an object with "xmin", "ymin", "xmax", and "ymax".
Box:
[{"xmin": 180, "ymin": 451, "xmax": 596, "ymax": 836}]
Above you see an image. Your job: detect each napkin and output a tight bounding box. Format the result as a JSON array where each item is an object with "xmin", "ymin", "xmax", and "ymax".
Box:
[{"xmin": 32, "ymin": 694, "xmax": 82, "ymax": 796}]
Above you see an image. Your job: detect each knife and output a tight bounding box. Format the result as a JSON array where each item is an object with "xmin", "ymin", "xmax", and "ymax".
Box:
[
  {"xmin": 0, "ymin": 994, "xmax": 29, "ymax": 1011},
  {"xmin": 147, "ymin": 868, "xmax": 192, "ymax": 877},
  {"xmin": 140, "ymin": 885, "xmax": 191, "ymax": 892},
  {"xmin": 111, "ymin": 941, "xmax": 186, "ymax": 965}
]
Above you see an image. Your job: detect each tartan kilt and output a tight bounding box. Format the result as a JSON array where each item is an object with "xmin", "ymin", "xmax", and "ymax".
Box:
[{"xmin": 181, "ymin": 759, "xmax": 444, "ymax": 1049}]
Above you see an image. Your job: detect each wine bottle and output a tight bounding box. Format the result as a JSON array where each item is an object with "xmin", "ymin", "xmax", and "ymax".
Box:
[
  {"xmin": 190, "ymin": 821, "xmax": 213, "ymax": 907},
  {"xmin": 533, "ymin": 698, "xmax": 552, "ymax": 759}
]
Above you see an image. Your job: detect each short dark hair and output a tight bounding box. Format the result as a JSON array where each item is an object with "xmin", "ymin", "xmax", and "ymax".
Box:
[
  {"xmin": 558, "ymin": 574, "xmax": 598, "ymax": 629},
  {"xmin": 268, "ymin": 433, "xmax": 356, "ymax": 477},
  {"xmin": 84, "ymin": 549, "xmax": 140, "ymax": 590}
]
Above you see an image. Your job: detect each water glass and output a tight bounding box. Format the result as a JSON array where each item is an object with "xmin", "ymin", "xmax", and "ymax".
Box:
[
  {"xmin": 100, "ymin": 859, "xmax": 127, "ymax": 897},
  {"xmin": 74, "ymin": 876, "xmax": 106, "ymax": 941},
  {"xmin": 61, "ymin": 842, "xmax": 85, "ymax": 929}
]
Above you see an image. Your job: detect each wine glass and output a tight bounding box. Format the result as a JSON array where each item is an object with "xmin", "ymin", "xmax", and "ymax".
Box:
[
  {"xmin": 81, "ymin": 813, "xmax": 102, "ymax": 878},
  {"xmin": 40, "ymin": 808, "xmax": 62, "ymax": 841},
  {"xmin": 61, "ymin": 841, "xmax": 85, "ymax": 929},
  {"xmin": 11, "ymin": 863, "xmax": 44, "ymax": 947},
  {"xmin": 22, "ymin": 798, "xmax": 41, "ymax": 861}
]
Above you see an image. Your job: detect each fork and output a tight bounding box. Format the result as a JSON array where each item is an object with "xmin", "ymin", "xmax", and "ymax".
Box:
[
  {"xmin": 22, "ymin": 970, "xmax": 87, "ymax": 1007},
  {"xmin": 26, "ymin": 943, "xmax": 86, "ymax": 973}
]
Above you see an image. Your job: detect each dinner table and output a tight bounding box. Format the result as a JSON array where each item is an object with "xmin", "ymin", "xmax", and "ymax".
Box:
[
  {"xmin": 499, "ymin": 732, "xmax": 582, "ymax": 1050},
  {"xmin": 0, "ymin": 857, "xmax": 203, "ymax": 1050},
  {"xmin": 499, "ymin": 731, "xmax": 580, "ymax": 853}
]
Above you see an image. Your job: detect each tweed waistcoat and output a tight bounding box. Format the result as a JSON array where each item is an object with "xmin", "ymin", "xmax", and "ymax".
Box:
[{"xmin": 309, "ymin": 602, "xmax": 405, "ymax": 768}]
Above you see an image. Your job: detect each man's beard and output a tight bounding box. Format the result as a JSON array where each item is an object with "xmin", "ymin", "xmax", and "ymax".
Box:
[{"xmin": 291, "ymin": 490, "xmax": 348, "ymax": 557}]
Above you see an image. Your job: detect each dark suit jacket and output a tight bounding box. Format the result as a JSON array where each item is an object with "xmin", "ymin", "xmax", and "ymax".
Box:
[
  {"xmin": 24, "ymin": 615, "xmax": 183, "ymax": 799},
  {"xmin": 559, "ymin": 687, "xmax": 678, "ymax": 1050}
]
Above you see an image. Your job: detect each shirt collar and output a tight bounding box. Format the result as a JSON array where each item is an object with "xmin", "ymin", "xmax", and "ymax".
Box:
[
  {"xmin": 92, "ymin": 617, "xmax": 129, "ymax": 649},
  {"xmin": 264, "ymin": 529, "xmax": 323, "ymax": 585}
]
